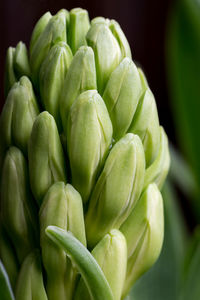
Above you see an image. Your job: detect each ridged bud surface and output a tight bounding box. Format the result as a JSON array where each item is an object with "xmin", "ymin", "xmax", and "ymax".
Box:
[
  {"xmin": 67, "ymin": 90, "xmax": 113, "ymax": 203},
  {"xmin": 85, "ymin": 133, "xmax": 145, "ymax": 248},
  {"xmin": 28, "ymin": 112, "xmax": 67, "ymax": 205}
]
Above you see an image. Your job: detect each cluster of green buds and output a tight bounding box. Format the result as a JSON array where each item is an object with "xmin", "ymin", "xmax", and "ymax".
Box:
[{"xmin": 0, "ymin": 7, "xmax": 170, "ymax": 300}]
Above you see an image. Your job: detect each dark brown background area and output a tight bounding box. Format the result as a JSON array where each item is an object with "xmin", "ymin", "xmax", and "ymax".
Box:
[{"xmin": 0, "ymin": 0, "xmax": 174, "ymax": 141}]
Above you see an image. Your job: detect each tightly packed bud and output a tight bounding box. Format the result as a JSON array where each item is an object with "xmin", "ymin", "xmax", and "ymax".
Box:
[
  {"xmin": 86, "ymin": 22, "xmax": 121, "ymax": 93},
  {"xmin": 40, "ymin": 182, "xmax": 86, "ymax": 300},
  {"xmin": 60, "ymin": 46, "xmax": 97, "ymax": 132},
  {"xmin": 1, "ymin": 147, "xmax": 38, "ymax": 263},
  {"xmin": 128, "ymin": 87, "xmax": 160, "ymax": 167},
  {"xmin": 28, "ymin": 111, "xmax": 67, "ymax": 205},
  {"xmin": 0, "ymin": 76, "xmax": 39, "ymax": 169},
  {"xmin": 67, "ymin": 90, "xmax": 113, "ymax": 203},
  {"xmin": 120, "ymin": 183, "xmax": 164, "ymax": 297},
  {"xmin": 68, "ymin": 8, "xmax": 90, "ymax": 54},
  {"xmin": 4, "ymin": 42, "xmax": 30, "ymax": 96},
  {"xmin": 144, "ymin": 126, "xmax": 170, "ymax": 189},
  {"xmin": 75, "ymin": 229, "xmax": 127, "ymax": 300},
  {"xmin": 29, "ymin": 12, "xmax": 52, "ymax": 55},
  {"xmin": 39, "ymin": 42, "xmax": 72, "ymax": 129},
  {"xmin": 30, "ymin": 10, "xmax": 68, "ymax": 88},
  {"xmin": 15, "ymin": 250, "xmax": 48, "ymax": 300},
  {"xmin": 103, "ymin": 57, "xmax": 142, "ymax": 140},
  {"xmin": 85, "ymin": 133, "xmax": 145, "ymax": 248}
]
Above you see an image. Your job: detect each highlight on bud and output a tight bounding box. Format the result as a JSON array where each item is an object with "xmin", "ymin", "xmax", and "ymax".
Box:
[
  {"xmin": 60, "ymin": 46, "xmax": 97, "ymax": 133},
  {"xmin": 109, "ymin": 20, "xmax": 132, "ymax": 60},
  {"xmin": 120, "ymin": 183, "xmax": 164, "ymax": 297},
  {"xmin": 39, "ymin": 42, "xmax": 73, "ymax": 129},
  {"xmin": 30, "ymin": 10, "xmax": 68, "ymax": 88},
  {"xmin": 68, "ymin": 8, "xmax": 90, "ymax": 54},
  {"xmin": 67, "ymin": 89, "xmax": 113, "ymax": 203},
  {"xmin": 85, "ymin": 133, "xmax": 145, "ymax": 248},
  {"xmin": 4, "ymin": 42, "xmax": 31, "ymax": 96},
  {"xmin": 15, "ymin": 250, "xmax": 48, "ymax": 300},
  {"xmin": 29, "ymin": 11, "xmax": 52, "ymax": 55},
  {"xmin": 75, "ymin": 229, "xmax": 127, "ymax": 300},
  {"xmin": 103, "ymin": 57, "xmax": 142, "ymax": 140},
  {"xmin": 144, "ymin": 126, "xmax": 170, "ymax": 190},
  {"xmin": 28, "ymin": 111, "xmax": 67, "ymax": 205},
  {"xmin": 86, "ymin": 22, "xmax": 121, "ymax": 94},
  {"xmin": 0, "ymin": 76, "xmax": 39, "ymax": 156},
  {"xmin": 1, "ymin": 147, "xmax": 38, "ymax": 264},
  {"xmin": 128, "ymin": 87, "xmax": 160, "ymax": 167}
]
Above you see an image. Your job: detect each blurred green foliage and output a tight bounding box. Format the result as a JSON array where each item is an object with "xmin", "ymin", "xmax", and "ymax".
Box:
[{"xmin": 166, "ymin": 0, "xmax": 200, "ymax": 217}]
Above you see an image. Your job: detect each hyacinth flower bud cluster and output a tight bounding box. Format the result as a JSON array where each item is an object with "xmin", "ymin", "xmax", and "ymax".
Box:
[{"xmin": 0, "ymin": 7, "xmax": 170, "ymax": 300}]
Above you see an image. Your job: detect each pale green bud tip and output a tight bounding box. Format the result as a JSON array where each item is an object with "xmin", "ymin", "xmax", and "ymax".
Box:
[
  {"xmin": 109, "ymin": 19, "xmax": 132, "ymax": 59},
  {"xmin": 68, "ymin": 8, "xmax": 90, "ymax": 54},
  {"xmin": 103, "ymin": 57, "xmax": 142, "ymax": 140},
  {"xmin": 39, "ymin": 41, "xmax": 72, "ymax": 129},
  {"xmin": 67, "ymin": 89, "xmax": 113, "ymax": 203},
  {"xmin": 4, "ymin": 47, "xmax": 17, "ymax": 96},
  {"xmin": 29, "ymin": 11, "xmax": 52, "ymax": 55},
  {"xmin": 60, "ymin": 45, "xmax": 97, "ymax": 132},
  {"xmin": 86, "ymin": 22, "xmax": 121, "ymax": 93},
  {"xmin": 144, "ymin": 126, "xmax": 170, "ymax": 190},
  {"xmin": 28, "ymin": 111, "xmax": 67, "ymax": 205},
  {"xmin": 92, "ymin": 229, "xmax": 127, "ymax": 300},
  {"xmin": 15, "ymin": 250, "xmax": 48, "ymax": 300},
  {"xmin": 85, "ymin": 133, "xmax": 145, "ymax": 248},
  {"xmin": 128, "ymin": 87, "xmax": 160, "ymax": 167},
  {"xmin": 14, "ymin": 41, "xmax": 31, "ymax": 78},
  {"xmin": 121, "ymin": 183, "xmax": 164, "ymax": 297}
]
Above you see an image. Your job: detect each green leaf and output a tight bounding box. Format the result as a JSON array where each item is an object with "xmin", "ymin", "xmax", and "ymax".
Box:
[
  {"xmin": 46, "ymin": 226, "xmax": 114, "ymax": 300},
  {"xmin": 0, "ymin": 260, "xmax": 15, "ymax": 300},
  {"xmin": 166, "ymin": 0, "xmax": 200, "ymax": 202}
]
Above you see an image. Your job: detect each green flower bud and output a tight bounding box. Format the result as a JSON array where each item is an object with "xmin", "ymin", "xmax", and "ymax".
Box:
[
  {"xmin": 0, "ymin": 76, "xmax": 39, "ymax": 169},
  {"xmin": 75, "ymin": 229, "xmax": 127, "ymax": 300},
  {"xmin": 29, "ymin": 12, "xmax": 52, "ymax": 56},
  {"xmin": 144, "ymin": 126, "xmax": 170, "ymax": 190},
  {"xmin": 67, "ymin": 90, "xmax": 113, "ymax": 203},
  {"xmin": 28, "ymin": 112, "xmax": 67, "ymax": 205},
  {"xmin": 4, "ymin": 42, "xmax": 31, "ymax": 97},
  {"xmin": 138, "ymin": 67, "xmax": 148, "ymax": 91},
  {"xmin": 4, "ymin": 47, "xmax": 17, "ymax": 96},
  {"xmin": 128, "ymin": 87, "xmax": 160, "ymax": 167},
  {"xmin": 13, "ymin": 42, "xmax": 30, "ymax": 79},
  {"xmin": 39, "ymin": 182, "xmax": 86, "ymax": 300},
  {"xmin": 85, "ymin": 133, "xmax": 145, "ymax": 248},
  {"xmin": 86, "ymin": 23, "xmax": 121, "ymax": 94},
  {"xmin": 91, "ymin": 17, "xmax": 110, "ymax": 26},
  {"xmin": 1, "ymin": 147, "xmax": 38, "ymax": 264},
  {"xmin": 90, "ymin": 18, "xmax": 131, "ymax": 60},
  {"xmin": 39, "ymin": 42, "xmax": 73, "ymax": 129},
  {"xmin": 120, "ymin": 183, "xmax": 164, "ymax": 297},
  {"xmin": 0, "ymin": 225, "xmax": 19, "ymax": 290},
  {"xmin": 15, "ymin": 250, "xmax": 48, "ymax": 300},
  {"xmin": 68, "ymin": 8, "xmax": 90, "ymax": 54},
  {"xmin": 60, "ymin": 46, "xmax": 97, "ymax": 133},
  {"xmin": 30, "ymin": 10, "xmax": 67, "ymax": 88},
  {"xmin": 109, "ymin": 20, "xmax": 132, "ymax": 59},
  {"xmin": 103, "ymin": 57, "xmax": 142, "ymax": 140}
]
